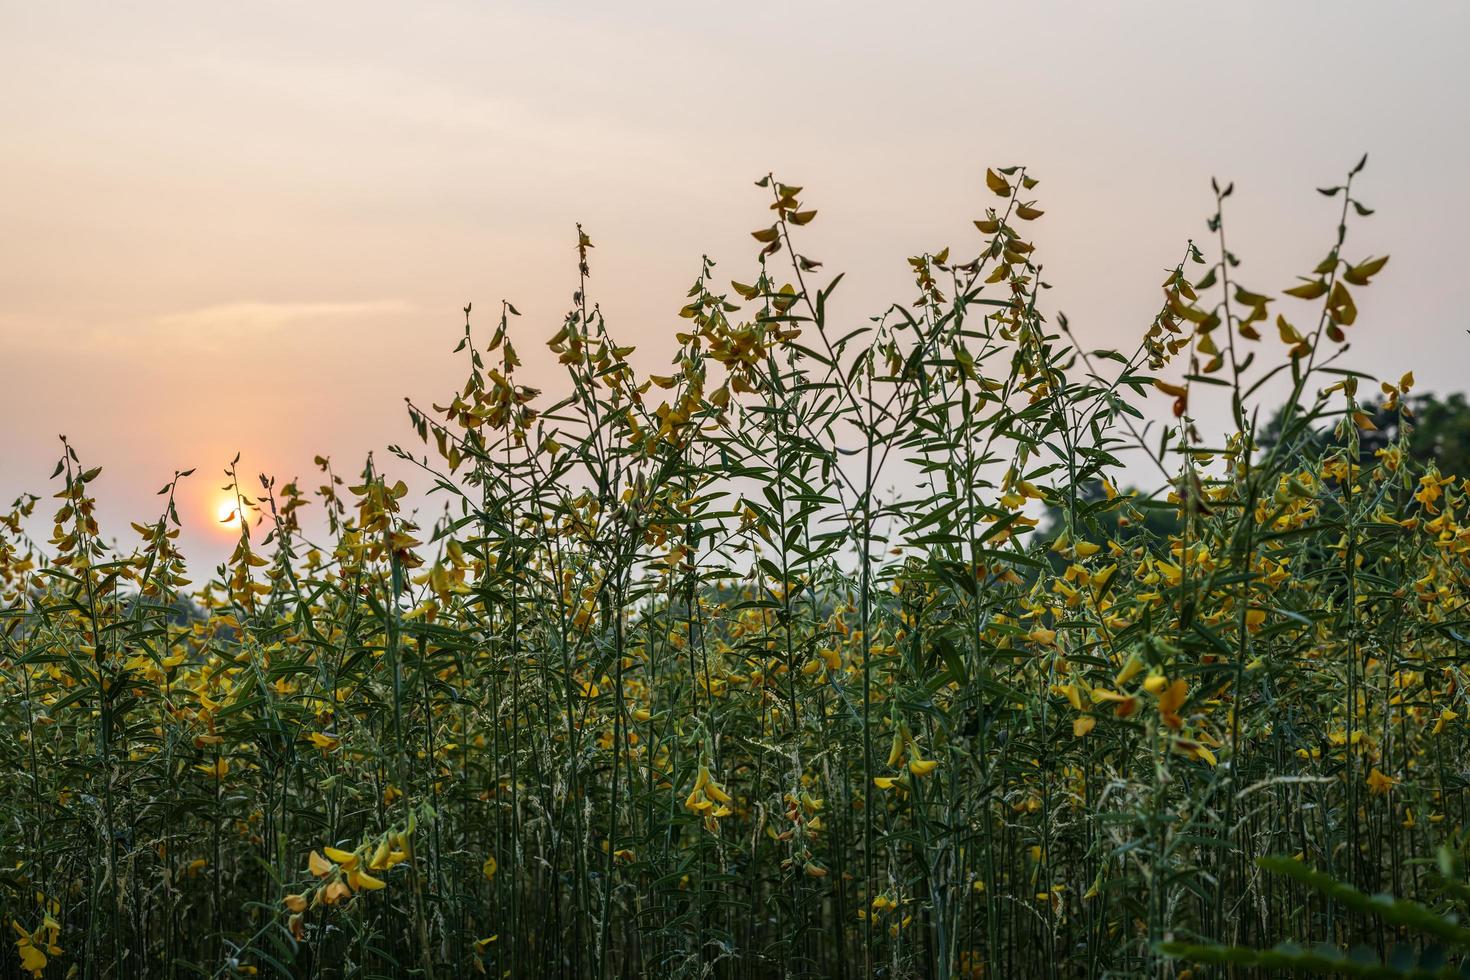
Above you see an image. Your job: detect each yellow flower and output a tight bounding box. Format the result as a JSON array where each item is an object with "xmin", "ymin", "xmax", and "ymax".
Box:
[
  {"xmin": 1057, "ymin": 684, "xmax": 1085, "ymax": 712},
  {"xmin": 704, "ymin": 777, "xmax": 732, "ymax": 805},
  {"xmin": 1114, "ymin": 654, "xmax": 1144, "ymax": 687},
  {"xmin": 353, "ymin": 869, "xmax": 386, "ymax": 891},
  {"xmin": 308, "ymin": 850, "xmax": 334, "ymax": 878},
  {"xmin": 11, "ymin": 924, "xmax": 47, "ymax": 977},
  {"xmin": 684, "ymin": 765, "xmax": 732, "ymax": 828},
  {"xmin": 308, "ymin": 732, "xmax": 341, "ymax": 752},
  {"xmin": 1366, "ymin": 767, "xmax": 1396, "ymax": 796},
  {"xmin": 323, "ymin": 846, "xmax": 359, "ymax": 870},
  {"xmin": 1157, "ymin": 679, "xmax": 1188, "ymax": 729},
  {"xmin": 194, "ymin": 757, "xmax": 230, "ymax": 779}
]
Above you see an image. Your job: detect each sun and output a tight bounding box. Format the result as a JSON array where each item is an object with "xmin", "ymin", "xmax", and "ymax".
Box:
[{"xmin": 215, "ymin": 496, "xmax": 243, "ymax": 530}]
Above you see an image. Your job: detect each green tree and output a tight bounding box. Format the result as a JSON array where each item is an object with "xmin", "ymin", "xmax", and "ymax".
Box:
[{"xmin": 1261, "ymin": 390, "xmax": 1470, "ymax": 477}]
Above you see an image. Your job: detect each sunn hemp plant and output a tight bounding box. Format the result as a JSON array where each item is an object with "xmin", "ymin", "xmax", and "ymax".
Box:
[{"xmin": 5, "ymin": 157, "xmax": 1469, "ymax": 980}]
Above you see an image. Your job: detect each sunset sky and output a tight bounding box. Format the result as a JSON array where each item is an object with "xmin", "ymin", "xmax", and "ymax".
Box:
[{"xmin": 3, "ymin": 1, "xmax": 1468, "ymax": 564}]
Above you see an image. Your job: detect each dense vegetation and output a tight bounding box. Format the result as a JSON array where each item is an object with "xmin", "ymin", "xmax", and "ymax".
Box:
[{"xmin": 5, "ymin": 159, "xmax": 1469, "ymax": 979}]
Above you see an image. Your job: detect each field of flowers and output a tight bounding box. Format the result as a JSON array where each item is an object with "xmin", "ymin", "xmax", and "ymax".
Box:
[{"xmin": 4, "ymin": 160, "xmax": 1469, "ymax": 979}]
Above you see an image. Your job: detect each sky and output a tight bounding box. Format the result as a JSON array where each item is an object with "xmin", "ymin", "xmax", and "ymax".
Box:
[{"xmin": 2, "ymin": 1, "xmax": 1468, "ymax": 565}]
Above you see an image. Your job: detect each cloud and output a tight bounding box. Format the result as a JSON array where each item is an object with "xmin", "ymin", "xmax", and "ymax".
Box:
[
  {"xmin": 141, "ymin": 299, "xmax": 415, "ymax": 358},
  {"xmin": 153, "ymin": 300, "xmax": 412, "ymax": 335},
  {"xmin": 0, "ymin": 300, "xmax": 415, "ymax": 361}
]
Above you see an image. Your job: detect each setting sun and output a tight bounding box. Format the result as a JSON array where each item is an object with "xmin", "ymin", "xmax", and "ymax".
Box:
[{"xmin": 215, "ymin": 496, "xmax": 241, "ymax": 530}]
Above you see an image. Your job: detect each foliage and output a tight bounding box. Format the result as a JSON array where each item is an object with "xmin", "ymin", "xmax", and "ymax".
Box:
[
  {"xmin": 1160, "ymin": 845, "xmax": 1470, "ymax": 976},
  {"xmin": 2, "ymin": 157, "xmax": 1465, "ymax": 980}
]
